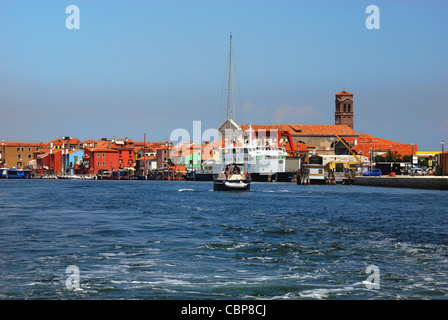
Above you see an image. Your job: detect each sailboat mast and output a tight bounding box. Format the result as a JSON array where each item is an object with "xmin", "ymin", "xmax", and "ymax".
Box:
[{"xmin": 227, "ymin": 33, "xmax": 233, "ymax": 122}]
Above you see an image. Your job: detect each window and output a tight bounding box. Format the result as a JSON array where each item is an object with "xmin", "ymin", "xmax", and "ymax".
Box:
[
  {"xmin": 119, "ymin": 159, "xmax": 123, "ymax": 164},
  {"xmin": 28, "ymin": 154, "xmax": 31, "ymax": 159},
  {"xmin": 28, "ymin": 147, "xmax": 31, "ymax": 152},
  {"xmin": 102, "ymin": 153, "xmax": 105, "ymax": 158},
  {"xmin": 102, "ymin": 161, "xmax": 105, "ymax": 166},
  {"xmin": 97, "ymin": 161, "xmax": 100, "ymax": 166},
  {"xmin": 129, "ymin": 151, "xmax": 132, "ymax": 155},
  {"xmin": 17, "ymin": 147, "xmax": 20, "ymax": 152},
  {"xmin": 18, "ymin": 154, "xmax": 21, "ymax": 159},
  {"xmin": 348, "ymin": 104, "xmax": 351, "ymax": 113},
  {"xmin": 343, "ymin": 104, "xmax": 346, "ymax": 113},
  {"xmin": 17, "ymin": 162, "xmax": 22, "ymax": 167},
  {"xmin": 97, "ymin": 153, "xmax": 100, "ymax": 158}
]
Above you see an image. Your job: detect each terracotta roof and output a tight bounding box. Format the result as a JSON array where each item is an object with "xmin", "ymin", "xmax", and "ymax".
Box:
[
  {"xmin": 293, "ymin": 142, "xmax": 315, "ymax": 152},
  {"xmin": 240, "ymin": 124, "xmax": 358, "ymax": 136},
  {"xmin": 89, "ymin": 148, "xmax": 118, "ymax": 153},
  {"xmin": 335, "ymin": 91, "xmax": 353, "ymax": 96},
  {"xmin": 346, "ymin": 133, "xmax": 417, "ymax": 157},
  {"xmin": 3, "ymin": 142, "xmax": 42, "ymax": 147},
  {"xmin": 156, "ymin": 145, "xmax": 171, "ymax": 150},
  {"xmin": 37, "ymin": 150, "xmax": 52, "ymax": 158}
]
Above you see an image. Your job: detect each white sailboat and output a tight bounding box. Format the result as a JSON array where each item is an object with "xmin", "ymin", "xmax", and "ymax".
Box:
[
  {"xmin": 204, "ymin": 34, "xmax": 291, "ymax": 182},
  {"xmin": 213, "ymin": 34, "xmax": 251, "ymax": 191}
]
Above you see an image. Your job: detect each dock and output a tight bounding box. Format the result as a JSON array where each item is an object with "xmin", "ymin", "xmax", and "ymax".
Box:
[{"xmin": 354, "ymin": 176, "xmax": 448, "ymax": 190}]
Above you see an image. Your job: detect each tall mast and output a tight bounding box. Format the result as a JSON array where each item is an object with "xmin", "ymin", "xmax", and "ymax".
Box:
[{"xmin": 226, "ymin": 33, "xmax": 233, "ymax": 123}]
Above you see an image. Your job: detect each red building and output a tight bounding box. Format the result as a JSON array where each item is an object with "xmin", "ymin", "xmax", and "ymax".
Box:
[
  {"xmin": 82, "ymin": 148, "xmax": 119, "ymax": 174},
  {"xmin": 36, "ymin": 149, "xmax": 64, "ymax": 175},
  {"xmin": 116, "ymin": 147, "xmax": 135, "ymax": 169}
]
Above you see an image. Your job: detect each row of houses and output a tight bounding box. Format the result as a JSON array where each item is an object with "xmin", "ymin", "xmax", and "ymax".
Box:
[
  {"xmin": 2, "ymin": 122, "xmax": 442, "ymax": 177},
  {"xmin": 0, "ymin": 135, "xmax": 243, "ymax": 177},
  {"xmin": 0, "ymin": 136, "xmax": 176, "ymax": 176}
]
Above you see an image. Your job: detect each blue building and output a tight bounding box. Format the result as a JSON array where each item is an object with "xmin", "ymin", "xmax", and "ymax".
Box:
[{"xmin": 66, "ymin": 149, "xmax": 84, "ymax": 175}]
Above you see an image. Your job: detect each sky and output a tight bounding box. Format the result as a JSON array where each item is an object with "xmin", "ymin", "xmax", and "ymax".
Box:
[{"xmin": 0, "ymin": 0, "xmax": 447, "ymax": 150}]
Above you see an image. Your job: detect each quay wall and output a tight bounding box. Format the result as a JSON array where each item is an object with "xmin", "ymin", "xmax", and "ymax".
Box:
[{"xmin": 354, "ymin": 176, "xmax": 448, "ymax": 190}]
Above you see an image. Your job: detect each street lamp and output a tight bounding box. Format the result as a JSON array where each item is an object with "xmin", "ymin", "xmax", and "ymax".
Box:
[
  {"xmin": 411, "ymin": 143, "xmax": 414, "ymax": 176},
  {"xmin": 442, "ymin": 140, "xmax": 445, "ymax": 177}
]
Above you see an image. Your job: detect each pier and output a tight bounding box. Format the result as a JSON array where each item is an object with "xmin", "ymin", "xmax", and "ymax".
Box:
[{"xmin": 354, "ymin": 176, "xmax": 448, "ymax": 190}]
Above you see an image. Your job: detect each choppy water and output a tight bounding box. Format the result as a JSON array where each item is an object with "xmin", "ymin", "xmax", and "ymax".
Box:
[{"xmin": 0, "ymin": 179, "xmax": 447, "ymax": 300}]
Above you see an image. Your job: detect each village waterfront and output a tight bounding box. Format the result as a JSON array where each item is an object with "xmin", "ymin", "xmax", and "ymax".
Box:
[{"xmin": 0, "ymin": 179, "xmax": 447, "ymax": 300}]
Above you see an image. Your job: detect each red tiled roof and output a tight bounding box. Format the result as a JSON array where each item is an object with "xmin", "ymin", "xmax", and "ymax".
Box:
[
  {"xmin": 3, "ymin": 142, "xmax": 42, "ymax": 147},
  {"xmin": 156, "ymin": 145, "xmax": 171, "ymax": 150},
  {"xmin": 346, "ymin": 133, "xmax": 417, "ymax": 157},
  {"xmin": 240, "ymin": 124, "xmax": 358, "ymax": 136},
  {"xmin": 89, "ymin": 148, "xmax": 118, "ymax": 153},
  {"xmin": 335, "ymin": 91, "xmax": 353, "ymax": 96}
]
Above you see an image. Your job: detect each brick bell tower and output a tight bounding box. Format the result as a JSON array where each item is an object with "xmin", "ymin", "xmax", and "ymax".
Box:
[{"xmin": 335, "ymin": 90, "xmax": 354, "ymax": 129}]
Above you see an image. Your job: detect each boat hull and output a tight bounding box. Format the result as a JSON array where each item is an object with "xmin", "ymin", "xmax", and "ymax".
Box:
[{"xmin": 213, "ymin": 179, "xmax": 251, "ymax": 191}]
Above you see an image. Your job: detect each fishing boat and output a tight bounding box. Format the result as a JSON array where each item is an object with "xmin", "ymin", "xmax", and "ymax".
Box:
[{"xmin": 213, "ymin": 163, "xmax": 251, "ymax": 191}]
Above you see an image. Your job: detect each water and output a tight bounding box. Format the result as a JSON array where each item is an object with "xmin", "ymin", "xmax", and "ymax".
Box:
[{"xmin": 0, "ymin": 179, "xmax": 447, "ymax": 300}]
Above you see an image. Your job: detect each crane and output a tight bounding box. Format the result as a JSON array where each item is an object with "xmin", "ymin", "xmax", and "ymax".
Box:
[{"xmin": 335, "ymin": 134, "xmax": 361, "ymax": 163}]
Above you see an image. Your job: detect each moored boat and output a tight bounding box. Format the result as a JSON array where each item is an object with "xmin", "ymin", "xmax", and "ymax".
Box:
[{"xmin": 1, "ymin": 168, "xmax": 32, "ymax": 179}]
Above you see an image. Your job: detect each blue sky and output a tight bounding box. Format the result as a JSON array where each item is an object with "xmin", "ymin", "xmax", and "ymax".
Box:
[{"xmin": 0, "ymin": 0, "xmax": 447, "ymax": 150}]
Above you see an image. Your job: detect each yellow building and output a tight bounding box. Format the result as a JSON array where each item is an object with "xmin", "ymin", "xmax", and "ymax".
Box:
[{"xmin": 0, "ymin": 141, "xmax": 42, "ymax": 169}]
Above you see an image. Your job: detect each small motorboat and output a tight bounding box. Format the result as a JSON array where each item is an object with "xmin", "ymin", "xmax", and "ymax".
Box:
[{"xmin": 213, "ymin": 163, "xmax": 251, "ymax": 191}]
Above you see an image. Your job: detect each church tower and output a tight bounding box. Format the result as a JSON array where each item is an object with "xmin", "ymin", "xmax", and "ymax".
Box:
[{"xmin": 335, "ymin": 91, "xmax": 354, "ymax": 129}]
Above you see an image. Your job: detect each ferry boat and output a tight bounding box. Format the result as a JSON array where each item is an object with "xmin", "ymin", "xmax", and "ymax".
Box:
[
  {"xmin": 219, "ymin": 142, "xmax": 288, "ymax": 181},
  {"xmin": 1, "ymin": 168, "xmax": 32, "ymax": 179},
  {"xmin": 213, "ymin": 163, "xmax": 251, "ymax": 191}
]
